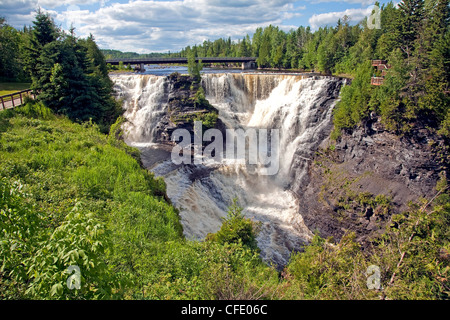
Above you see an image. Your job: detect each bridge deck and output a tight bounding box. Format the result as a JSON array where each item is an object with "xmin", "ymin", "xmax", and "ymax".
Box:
[{"xmin": 106, "ymin": 57, "xmax": 257, "ymax": 65}]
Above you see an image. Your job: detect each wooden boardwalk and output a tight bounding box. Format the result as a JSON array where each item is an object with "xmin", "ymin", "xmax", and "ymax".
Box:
[{"xmin": 0, "ymin": 89, "xmax": 35, "ymax": 110}]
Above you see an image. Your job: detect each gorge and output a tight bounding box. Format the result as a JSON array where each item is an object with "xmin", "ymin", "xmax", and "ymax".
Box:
[
  {"xmin": 112, "ymin": 72, "xmax": 343, "ymax": 267},
  {"xmin": 111, "ymin": 72, "xmax": 443, "ymax": 268}
]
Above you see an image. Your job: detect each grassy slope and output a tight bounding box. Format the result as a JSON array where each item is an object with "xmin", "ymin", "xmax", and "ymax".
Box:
[{"xmin": 0, "ymin": 103, "xmax": 278, "ymax": 299}]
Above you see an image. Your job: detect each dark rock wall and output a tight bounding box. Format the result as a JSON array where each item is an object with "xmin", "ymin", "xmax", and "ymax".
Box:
[{"xmin": 294, "ymin": 118, "xmax": 448, "ymax": 245}]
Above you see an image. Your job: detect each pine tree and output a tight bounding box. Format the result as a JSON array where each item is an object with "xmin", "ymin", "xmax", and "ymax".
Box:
[
  {"xmin": 238, "ymin": 37, "xmax": 250, "ymax": 57},
  {"xmin": 23, "ymin": 9, "xmax": 59, "ymax": 81},
  {"xmin": 257, "ymin": 33, "xmax": 271, "ymax": 68},
  {"xmin": 81, "ymin": 34, "xmax": 122, "ymax": 130},
  {"xmin": 398, "ymin": 0, "xmax": 425, "ymax": 59},
  {"xmin": 414, "ymin": 0, "xmax": 450, "ymax": 125},
  {"xmin": 187, "ymin": 48, "xmax": 202, "ymax": 81}
]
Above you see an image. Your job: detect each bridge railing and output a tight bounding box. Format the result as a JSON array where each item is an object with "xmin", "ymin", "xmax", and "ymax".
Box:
[
  {"xmin": 106, "ymin": 57, "xmax": 257, "ymax": 64},
  {"xmin": 0, "ymin": 89, "xmax": 35, "ymax": 110}
]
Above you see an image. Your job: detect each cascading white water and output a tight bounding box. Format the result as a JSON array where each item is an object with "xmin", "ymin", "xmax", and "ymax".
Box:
[
  {"xmin": 113, "ymin": 74, "xmax": 169, "ymax": 147},
  {"xmin": 111, "ymin": 72, "xmax": 342, "ymax": 267}
]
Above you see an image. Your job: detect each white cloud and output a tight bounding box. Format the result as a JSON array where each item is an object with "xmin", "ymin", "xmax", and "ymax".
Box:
[
  {"xmin": 57, "ymin": 0, "xmax": 300, "ymax": 52},
  {"xmin": 0, "ymin": 0, "xmax": 103, "ymax": 10},
  {"xmin": 308, "ymin": 6, "xmax": 373, "ymax": 29},
  {"xmin": 1, "ymin": 0, "xmax": 304, "ymax": 52},
  {"xmin": 308, "ymin": 0, "xmax": 375, "ymax": 5},
  {"xmin": 37, "ymin": 0, "xmax": 103, "ymax": 8}
]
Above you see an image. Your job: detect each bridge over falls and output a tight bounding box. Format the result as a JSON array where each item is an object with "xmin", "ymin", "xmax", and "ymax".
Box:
[{"xmin": 105, "ymin": 57, "xmax": 257, "ymax": 71}]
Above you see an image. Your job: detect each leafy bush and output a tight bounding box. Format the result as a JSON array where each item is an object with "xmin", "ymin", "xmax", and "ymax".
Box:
[
  {"xmin": 0, "ymin": 108, "xmax": 183, "ymax": 299},
  {"xmin": 206, "ymin": 199, "xmax": 261, "ymax": 252},
  {"xmin": 331, "ymin": 61, "xmax": 374, "ymax": 139}
]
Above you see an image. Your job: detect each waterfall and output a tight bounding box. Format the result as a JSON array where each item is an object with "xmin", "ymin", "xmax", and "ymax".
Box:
[
  {"xmin": 113, "ymin": 74, "xmax": 170, "ymax": 147},
  {"xmin": 111, "ymin": 72, "xmax": 343, "ymax": 267}
]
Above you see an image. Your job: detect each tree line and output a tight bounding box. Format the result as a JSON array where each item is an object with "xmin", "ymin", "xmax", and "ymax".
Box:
[{"xmin": 101, "ymin": 49, "xmax": 168, "ymax": 60}]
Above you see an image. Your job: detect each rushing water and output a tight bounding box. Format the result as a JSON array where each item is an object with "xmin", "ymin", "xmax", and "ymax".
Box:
[{"xmin": 111, "ymin": 72, "xmax": 343, "ymax": 267}]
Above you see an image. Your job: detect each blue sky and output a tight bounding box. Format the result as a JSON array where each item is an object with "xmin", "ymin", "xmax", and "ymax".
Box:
[{"xmin": 0, "ymin": 0, "xmax": 393, "ymax": 53}]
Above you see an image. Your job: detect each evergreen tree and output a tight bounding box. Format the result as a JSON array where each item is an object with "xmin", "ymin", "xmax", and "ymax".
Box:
[
  {"xmin": 398, "ymin": 0, "xmax": 425, "ymax": 59},
  {"xmin": 21, "ymin": 11, "xmax": 121, "ymax": 131},
  {"xmin": 238, "ymin": 37, "xmax": 251, "ymax": 57},
  {"xmin": 23, "ymin": 9, "xmax": 59, "ymax": 81},
  {"xmin": 257, "ymin": 32, "xmax": 271, "ymax": 68},
  {"xmin": 187, "ymin": 48, "xmax": 202, "ymax": 80},
  {"xmin": 413, "ymin": 0, "xmax": 450, "ymax": 125},
  {"xmin": 39, "ymin": 33, "xmax": 94, "ymax": 120},
  {"xmin": 80, "ymin": 34, "xmax": 122, "ymax": 130}
]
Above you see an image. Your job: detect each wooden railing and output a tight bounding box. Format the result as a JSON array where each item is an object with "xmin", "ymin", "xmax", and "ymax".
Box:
[
  {"xmin": 371, "ymin": 77, "xmax": 384, "ymax": 86},
  {"xmin": 371, "ymin": 60, "xmax": 387, "ymax": 67},
  {"xmin": 0, "ymin": 89, "xmax": 35, "ymax": 110}
]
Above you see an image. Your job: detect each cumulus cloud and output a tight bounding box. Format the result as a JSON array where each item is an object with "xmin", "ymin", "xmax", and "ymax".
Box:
[
  {"xmin": 0, "ymin": 0, "xmax": 304, "ymax": 52},
  {"xmin": 308, "ymin": 6, "xmax": 374, "ymax": 29},
  {"xmin": 308, "ymin": 0, "xmax": 375, "ymax": 5},
  {"xmin": 65, "ymin": 0, "xmax": 301, "ymax": 52},
  {"xmin": 38, "ymin": 0, "xmax": 103, "ymax": 8}
]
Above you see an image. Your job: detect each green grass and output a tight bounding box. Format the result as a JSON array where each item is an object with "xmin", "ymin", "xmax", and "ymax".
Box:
[
  {"xmin": 0, "ymin": 102, "xmax": 279, "ymax": 299},
  {"xmin": 0, "ymin": 82, "xmax": 31, "ymax": 96}
]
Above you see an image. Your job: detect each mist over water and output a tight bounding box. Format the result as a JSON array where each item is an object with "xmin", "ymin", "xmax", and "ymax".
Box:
[{"xmin": 111, "ymin": 72, "xmax": 343, "ymax": 267}]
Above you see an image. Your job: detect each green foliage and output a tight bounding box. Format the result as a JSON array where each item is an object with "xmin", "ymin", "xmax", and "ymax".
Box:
[
  {"xmin": 137, "ymin": 240, "xmax": 280, "ymax": 300},
  {"xmin": 18, "ymin": 100, "xmax": 54, "ymax": 120},
  {"xmin": 187, "ymin": 49, "xmax": 202, "ymax": 81},
  {"xmin": 0, "ymin": 18, "xmax": 28, "ymax": 81},
  {"xmin": 372, "ymin": 190, "xmax": 450, "ymax": 299},
  {"xmin": 192, "ymin": 87, "xmax": 218, "ymax": 128},
  {"xmin": 195, "ymin": 112, "xmax": 218, "ymax": 129},
  {"xmin": 332, "ymin": 61, "xmax": 374, "ymax": 138},
  {"xmin": 0, "ymin": 175, "xmax": 125, "ymax": 299},
  {"xmin": 193, "ymin": 87, "xmax": 210, "ymax": 109},
  {"xmin": 0, "ymin": 108, "xmax": 182, "ymax": 299},
  {"xmin": 101, "ymin": 49, "xmax": 169, "ymax": 60},
  {"xmin": 285, "ymin": 233, "xmax": 374, "ymax": 299},
  {"xmin": 284, "ymin": 184, "xmax": 449, "ymax": 300},
  {"xmin": 24, "ymin": 204, "xmax": 123, "ymax": 299},
  {"xmin": 206, "ymin": 199, "xmax": 261, "ymax": 252},
  {"xmin": 19, "ymin": 11, "xmax": 122, "ymax": 132},
  {"xmin": 438, "ymin": 109, "xmax": 450, "ymax": 138},
  {"xmin": 0, "ymin": 178, "xmax": 45, "ymax": 299}
]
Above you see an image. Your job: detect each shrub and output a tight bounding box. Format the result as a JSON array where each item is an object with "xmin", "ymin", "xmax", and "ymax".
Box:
[{"xmin": 206, "ymin": 199, "xmax": 261, "ymax": 252}]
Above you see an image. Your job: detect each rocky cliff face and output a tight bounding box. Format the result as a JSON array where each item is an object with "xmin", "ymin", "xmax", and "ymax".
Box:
[
  {"xmin": 294, "ymin": 117, "xmax": 449, "ymax": 246},
  {"xmin": 152, "ymin": 73, "xmax": 226, "ymax": 146}
]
